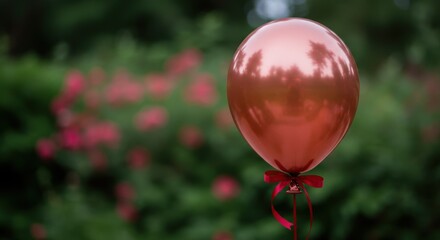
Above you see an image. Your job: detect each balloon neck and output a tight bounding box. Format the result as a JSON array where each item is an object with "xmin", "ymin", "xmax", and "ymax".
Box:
[
  {"xmin": 286, "ymin": 179, "xmax": 302, "ymax": 194},
  {"xmin": 288, "ymin": 172, "xmax": 300, "ymax": 177}
]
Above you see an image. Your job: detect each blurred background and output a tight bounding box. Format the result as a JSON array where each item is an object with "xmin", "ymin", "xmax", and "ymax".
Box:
[{"xmin": 0, "ymin": 0, "xmax": 439, "ymax": 239}]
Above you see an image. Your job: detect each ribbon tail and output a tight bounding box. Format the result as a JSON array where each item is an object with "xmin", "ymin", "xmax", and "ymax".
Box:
[
  {"xmin": 270, "ymin": 181, "xmax": 293, "ymax": 230},
  {"xmin": 297, "ymin": 181, "xmax": 313, "ymax": 240},
  {"xmin": 298, "ymin": 175, "xmax": 324, "ymax": 188}
]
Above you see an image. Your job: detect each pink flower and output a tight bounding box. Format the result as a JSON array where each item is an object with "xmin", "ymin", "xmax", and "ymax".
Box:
[
  {"xmin": 99, "ymin": 122, "xmax": 120, "ymax": 145},
  {"xmin": 179, "ymin": 126, "xmax": 203, "ymax": 148},
  {"xmin": 135, "ymin": 107, "xmax": 167, "ymax": 131},
  {"xmin": 145, "ymin": 74, "xmax": 173, "ymax": 99},
  {"xmin": 185, "ymin": 74, "xmax": 217, "ymax": 106},
  {"xmin": 124, "ymin": 81, "xmax": 144, "ymax": 103},
  {"xmin": 84, "ymin": 90, "xmax": 100, "ymax": 109},
  {"xmin": 36, "ymin": 138, "xmax": 56, "ymax": 160},
  {"xmin": 212, "ymin": 176, "xmax": 240, "ymax": 201},
  {"xmin": 212, "ymin": 231, "xmax": 233, "ymax": 240},
  {"xmin": 51, "ymin": 70, "xmax": 85, "ymax": 114},
  {"xmin": 215, "ymin": 109, "xmax": 234, "ymax": 129},
  {"xmin": 105, "ymin": 79, "xmax": 143, "ymax": 106},
  {"xmin": 51, "ymin": 95, "xmax": 69, "ymax": 115},
  {"xmin": 116, "ymin": 202, "xmax": 137, "ymax": 222},
  {"xmin": 115, "ymin": 182, "xmax": 135, "ymax": 202},
  {"xmin": 55, "ymin": 109, "xmax": 75, "ymax": 128},
  {"xmin": 89, "ymin": 67, "xmax": 105, "ymax": 86},
  {"xmin": 83, "ymin": 122, "xmax": 120, "ymax": 148},
  {"xmin": 64, "ymin": 70, "xmax": 85, "ymax": 98},
  {"xmin": 87, "ymin": 150, "xmax": 107, "ymax": 171},
  {"xmin": 60, "ymin": 127, "xmax": 82, "ymax": 150},
  {"xmin": 166, "ymin": 48, "xmax": 202, "ymax": 76},
  {"xmin": 104, "ymin": 70, "xmax": 143, "ymax": 105},
  {"xmin": 127, "ymin": 147, "xmax": 149, "ymax": 169},
  {"xmin": 105, "ymin": 82, "xmax": 123, "ymax": 105},
  {"xmin": 30, "ymin": 223, "xmax": 47, "ymax": 240}
]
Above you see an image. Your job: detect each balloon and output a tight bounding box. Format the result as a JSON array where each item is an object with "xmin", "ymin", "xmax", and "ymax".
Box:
[{"xmin": 227, "ymin": 18, "xmax": 359, "ymax": 173}]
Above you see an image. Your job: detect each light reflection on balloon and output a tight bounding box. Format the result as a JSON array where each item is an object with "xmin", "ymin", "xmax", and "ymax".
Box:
[{"xmin": 227, "ymin": 18, "xmax": 359, "ymax": 173}]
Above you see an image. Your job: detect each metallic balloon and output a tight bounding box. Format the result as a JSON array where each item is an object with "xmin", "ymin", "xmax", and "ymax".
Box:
[{"xmin": 227, "ymin": 18, "xmax": 359, "ymax": 173}]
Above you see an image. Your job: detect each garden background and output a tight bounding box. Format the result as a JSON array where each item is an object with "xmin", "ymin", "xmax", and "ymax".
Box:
[{"xmin": 0, "ymin": 0, "xmax": 439, "ymax": 239}]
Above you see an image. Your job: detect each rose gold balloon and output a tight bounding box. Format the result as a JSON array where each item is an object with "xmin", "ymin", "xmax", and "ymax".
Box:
[{"xmin": 227, "ymin": 18, "xmax": 359, "ymax": 173}]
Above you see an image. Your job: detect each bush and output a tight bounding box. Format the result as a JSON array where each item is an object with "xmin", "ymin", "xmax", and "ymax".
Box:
[
  {"xmin": 0, "ymin": 21, "xmax": 438, "ymax": 238},
  {"xmin": 23, "ymin": 42, "xmax": 439, "ymax": 240}
]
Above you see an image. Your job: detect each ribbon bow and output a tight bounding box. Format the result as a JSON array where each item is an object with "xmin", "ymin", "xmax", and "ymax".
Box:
[{"xmin": 264, "ymin": 170, "xmax": 324, "ymax": 239}]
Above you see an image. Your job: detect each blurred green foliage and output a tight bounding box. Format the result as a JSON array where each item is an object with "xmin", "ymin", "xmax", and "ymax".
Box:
[
  {"xmin": 0, "ymin": 0, "xmax": 439, "ymax": 240},
  {"xmin": 0, "ymin": 52, "xmax": 64, "ymax": 239},
  {"xmin": 2, "ymin": 0, "xmax": 440, "ymax": 72}
]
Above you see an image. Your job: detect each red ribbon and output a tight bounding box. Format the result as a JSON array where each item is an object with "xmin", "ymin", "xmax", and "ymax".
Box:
[{"xmin": 264, "ymin": 170, "xmax": 323, "ymax": 239}]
